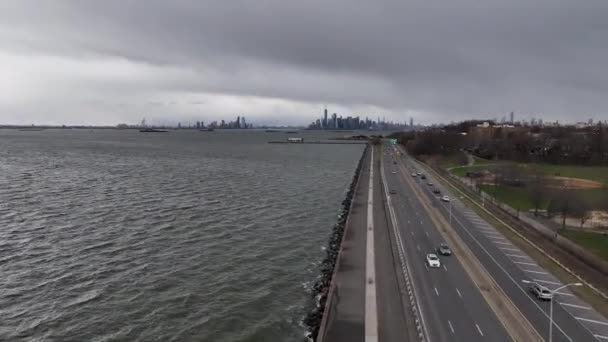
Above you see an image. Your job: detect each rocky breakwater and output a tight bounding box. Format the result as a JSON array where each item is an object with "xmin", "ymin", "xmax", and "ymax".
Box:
[{"xmin": 303, "ymin": 144, "xmax": 369, "ymax": 340}]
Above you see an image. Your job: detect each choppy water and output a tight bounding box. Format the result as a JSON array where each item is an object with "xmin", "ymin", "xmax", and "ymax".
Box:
[{"xmin": 0, "ymin": 129, "xmax": 365, "ymax": 342}]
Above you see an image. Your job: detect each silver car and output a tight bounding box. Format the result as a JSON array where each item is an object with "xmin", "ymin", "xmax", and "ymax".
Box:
[{"xmin": 530, "ymin": 283, "xmax": 553, "ymax": 300}]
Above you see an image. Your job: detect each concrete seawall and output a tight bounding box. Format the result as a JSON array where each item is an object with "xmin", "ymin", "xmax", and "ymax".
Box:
[{"xmin": 303, "ymin": 144, "xmax": 369, "ymax": 340}]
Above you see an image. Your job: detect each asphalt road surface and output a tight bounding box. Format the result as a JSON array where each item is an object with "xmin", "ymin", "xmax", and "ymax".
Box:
[{"xmin": 394, "ymin": 144, "xmax": 604, "ymax": 342}]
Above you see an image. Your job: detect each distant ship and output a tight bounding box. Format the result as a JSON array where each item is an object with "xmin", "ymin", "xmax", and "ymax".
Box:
[
  {"xmin": 139, "ymin": 128, "xmax": 168, "ymax": 133},
  {"xmin": 199, "ymin": 128, "xmax": 215, "ymax": 132},
  {"xmin": 19, "ymin": 128, "xmax": 45, "ymax": 131}
]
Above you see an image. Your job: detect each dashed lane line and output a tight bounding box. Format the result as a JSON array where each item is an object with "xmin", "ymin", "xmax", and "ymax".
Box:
[
  {"xmin": 499, "ymin": 247, "xmax": 520, "ymax": 252},
  {"xmin": 456, "ymin": 288, "xmax": 462, "ymax": 299},
  {"xmin": 448, "ymin": 320, "xmax": 455, "ymax": 334},
  {"xmin": 493, "ymin": 241, "xmax": 513, "ymax": 246},
  {"xmin": 522, "ymin": 269, "xmax": 549, "ymax": 275},
  {"xmin": 435, "ymin": 287, "xmax": 439, "ymax": 296},
  {"xmin": 476, "ymin": 324, "xmax": 484, "ymax": 336},
  {"xmin": 595, "ymin": 334, "xmax": 608, "ymax": 340},
  {"xmin": 532, "ymin": 279, "xmax": 561, "ymax": 285},
  {"xmin": 506, "ymin": 254, "xmax": 529, "ymax": 259},
  {"xmin": 560, "ymin": 302, "xmax": 591, "ymax": 310},
  {"xmin": 576, "ymin": 317, "xmax": 608, "ymax": 326},
  {"xmin": 512, "ymin": 261, "xmax": 539, "ymax": 267}
]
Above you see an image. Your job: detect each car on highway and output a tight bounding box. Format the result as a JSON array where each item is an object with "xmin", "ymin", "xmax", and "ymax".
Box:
[
  {"xmin": 421, "ymin": 175, "xmax": 426, "ymax": 179},
  {"xmin": 411, "ymin": 172, "xmax": 417, "ymax": 177},
  {"xmin": 416, "ymin": 171, "xmax": 422, "ymax": 175},
  {"xmin": 437, "ymin": 243, "xmax": 452, "ymax": 256},
  {"xmin": 432, "ymin": 188, "xmax": 441, "ymax": 194},
  {"xmin": 427, "ymin": 182, "xmax": 433, "ymax": 186},
  {"xmin": 529, "ymin": 283, "xmax": 553, "ymax": 301},
  {"xmin": 426, "ymin": 254, "xmax": 441, "ymax": 267},
  {"xmin": 389, "ymin": 189, "xmax": 397, "ymax": 194},
  {"xmin": 392, "ymin": 171, "xmax": 397, "ymax": 174},
  {"xmin": 393, "ymin": 161, "xmax": 397, "ymax": 165},
  {"xmin": 441, "ymin": 195, "xmax": 450, "ymax": 202}
]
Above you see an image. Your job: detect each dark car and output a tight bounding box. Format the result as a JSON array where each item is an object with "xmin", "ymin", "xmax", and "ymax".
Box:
[
  {"xmin": 438, "ymin": 243, "xmax": 452, "ymax": 256},
  {"xmin": 389, "ymin": 189, "xmax": 397, "ymax": 194},
  {"xmin": 421, "ymin": 175, "xmax": 426, "ymax": 179},
  {"xmin": 432, "ymin": 188, "xmax": 441, "ymax": 194}
]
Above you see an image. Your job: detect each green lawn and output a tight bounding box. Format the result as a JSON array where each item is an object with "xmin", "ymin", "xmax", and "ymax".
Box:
[
  {"xmin": 479, "ymin": 185, "xmax": 607, "ymax": 211},
  {"xmin": 438, "ymin": 153, "xmax": 468, "ymax": 169},
  {"xmin": 529, "ymin": 164, "xmax": 608, "ymax": 186},
  {"xmin": 560, "ymin": 230, "xmax": 608, "ymax": 262},
  {"xmin": 472, "ymin": 156, "xmax": 494, "ymax": 165}
]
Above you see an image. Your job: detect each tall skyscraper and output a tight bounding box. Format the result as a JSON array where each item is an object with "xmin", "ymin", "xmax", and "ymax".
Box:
[
  {"xmin": 510, "ymin": 112, "xmax": 514, "ymax": 124},
  {"xmin": 409, "ymin": 117, "xmax": 414, "ymax": 127},
  {"xmin": 323, "ymin": 108, "xmax": 328, "ymax": 129}
]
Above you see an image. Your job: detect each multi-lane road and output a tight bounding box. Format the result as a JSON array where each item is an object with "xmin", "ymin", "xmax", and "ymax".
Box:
[
  {"xmin": 386, "ymin": 142, "xmax": 608, "ymax": 341},
  {"xmin": 320, "ymin": 143, "xmax": 607, "ymax": 342}
]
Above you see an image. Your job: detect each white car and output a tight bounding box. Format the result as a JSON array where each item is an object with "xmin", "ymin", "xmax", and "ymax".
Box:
[
  {"xmin": 392, "ymin": 171, "xmax": 397, "ymax": 174},
  {"xmin": 441, "ymin": 195, "xmax": 450, "ymax": 202},
  {"xmin": 426, "ymin": 253, "xmax": 441, "ymax": 267},
  {"xmin": 411, "ymin": 172, "xmax": 417, "ymax": 177}
]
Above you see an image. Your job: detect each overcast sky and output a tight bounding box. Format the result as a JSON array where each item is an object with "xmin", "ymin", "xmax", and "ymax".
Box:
[{"xmin": 1, "ymin": 1, "xmax": 607, "ymax": 126}]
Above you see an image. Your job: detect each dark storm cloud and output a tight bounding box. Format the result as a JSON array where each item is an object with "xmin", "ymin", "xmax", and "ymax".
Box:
[{"xmin": 1, "ymin": 0, "xmax": 607, "ymax": 124}]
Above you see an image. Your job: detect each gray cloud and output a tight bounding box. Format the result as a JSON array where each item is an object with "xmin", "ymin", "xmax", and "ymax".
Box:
[{"xmin": 1, "ymin": 0, "xmax": 607, "ymax": 125}]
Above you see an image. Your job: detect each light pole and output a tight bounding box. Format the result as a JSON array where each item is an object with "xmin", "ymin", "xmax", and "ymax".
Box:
[{"xmin": 521, "ymin": 280, "xmax": 583, "ymax": 342}]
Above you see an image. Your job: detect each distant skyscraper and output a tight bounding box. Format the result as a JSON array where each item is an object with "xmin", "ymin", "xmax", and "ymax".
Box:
[
  {"xmin": 510, "ymin": 112, "xmax": 514, "ymax": 124},
  {"xmin": 333, "ymin": 113, "xmax": 338, "ymax": 129},
  {"xmin": 323, "ymin": 108, "xmax": 328, "ymax": 129},
  {"xmin": 409, "ymin": 117, "xmax": 414, "ymax": 127},
  {"xmin": 236, "ymin": 116, "xmax": 241, "ymax": 129}
]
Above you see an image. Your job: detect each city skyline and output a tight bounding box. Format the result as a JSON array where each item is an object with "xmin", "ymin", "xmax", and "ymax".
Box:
[{"xmin": 2, "ymin": 1, "xmax": 608, "ymax": 126}]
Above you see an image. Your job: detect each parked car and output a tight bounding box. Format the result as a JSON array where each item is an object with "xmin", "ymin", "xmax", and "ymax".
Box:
[
  {"xmin": 529, "ymin": 283, "xmax": 553, "ymax": 301},
  {"xmin": 438, "ymin": 243, "xmax": 452, "ymax": 256},
  {"xmin": 441, "ymin": 195, "xmax": 450, "ymax": 202},
  {"xmin": 426, "ymin": 254, "xmax": 441, "ymax": 268}
]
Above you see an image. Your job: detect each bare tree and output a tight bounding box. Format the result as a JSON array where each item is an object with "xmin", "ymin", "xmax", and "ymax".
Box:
[{"xmin": 527, "ymin": 168, "xmax": 548, "ymax": 217}]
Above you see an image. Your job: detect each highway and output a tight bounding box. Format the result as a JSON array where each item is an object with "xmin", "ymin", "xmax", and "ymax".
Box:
[
  {"xmin": 393, "ymin": 143, "xmax": 605, "ymax": 341},
  {"xmin": 380, "ymin": 145, "xmax": 512, "ymax": 341}
]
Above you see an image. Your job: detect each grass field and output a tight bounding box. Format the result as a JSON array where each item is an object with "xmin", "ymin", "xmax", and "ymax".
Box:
[
  {"xmin": 449, "ymin": 161, "xmax": 608, "ymax": 186},
  {"xmin": 479, "ymin": 184, "xmax": 607, "ymax": 211},
  {"xmin": 528, "ymin": 164, "xmax": 608, "ymax": 186},
  {"xmin": 560, "ymin": 230, "xmax": 608, "ymax": 262}
]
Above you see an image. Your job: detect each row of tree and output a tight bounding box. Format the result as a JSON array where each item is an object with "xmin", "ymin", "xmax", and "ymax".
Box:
[{"xmin": 391, "ymin": 121, "xmax": 608, "ymax": 165}]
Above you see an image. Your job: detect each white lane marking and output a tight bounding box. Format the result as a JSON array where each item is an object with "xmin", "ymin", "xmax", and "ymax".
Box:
[
  {"xmin": 448, "ymin": 320, "xmax": 455, "ymax": 334},
  {"xmin": 434, "ymin": 287, "xmax": 439, "ymax": 296},
  {"xmin": 443, "ymin": 265, "xmax": 447, "ymax": 271},
  {"xmin": 365, "ymin": 148, "xmax": 378, "ymax": 342},
  {"xmin": 506, "ymin": 254, "xmax": 529, "ymax": 259},
  {"xmin": 595, "ymin": 334, "xmax": 608, "ymax": 340},
  {"xmin": 411, "ymin": 231, "xmax": 414, "ymax": 236},
  {"xmin": 424, "ymin": 263, "xmax": 428, "ymax": 271},
  {"xmin": 476, "ymin": 324, "xmax": 484, "ymax": 336},
  {"xmin": 513, "ymin": 261, "xmax": 539, "ymax": 266},
  {"xmin": 576, "ymin": 317, "xmax": 608, "ymax": 326},
  {"xmin": 499, "ymin": 247, "xmax": 520, "ymax": 252},
  {"xmin": 522, "ymin": 269, "xmax": 548, "ymax": 275},
  {"xmin": 417, "ymin": 245, "xmax": 421, "ymax": 251},
  {"xmin": 425, "ymin": 232, "xmax": 429, "ymax": 237},
  {"xmin": 560, "ymin": 302, "xmax": 591, "ymax": 310},
  {"xmin": 493, "ymin": 241, "xmax": 512, "ymax": 245},
  {"xmin": 483, "ymin": 231, "xmax": 501, "ymax": 235},
  {"xmin": 554, "ymin": 292, "xmax": 575, "ymax": 297},
  {"xmin": 532, "ymin": 279, "xmax": 561, "ymax": 285},
  {"xmin": 456, "ymin": 288, "xmax": 462, "ymax": 298}
]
